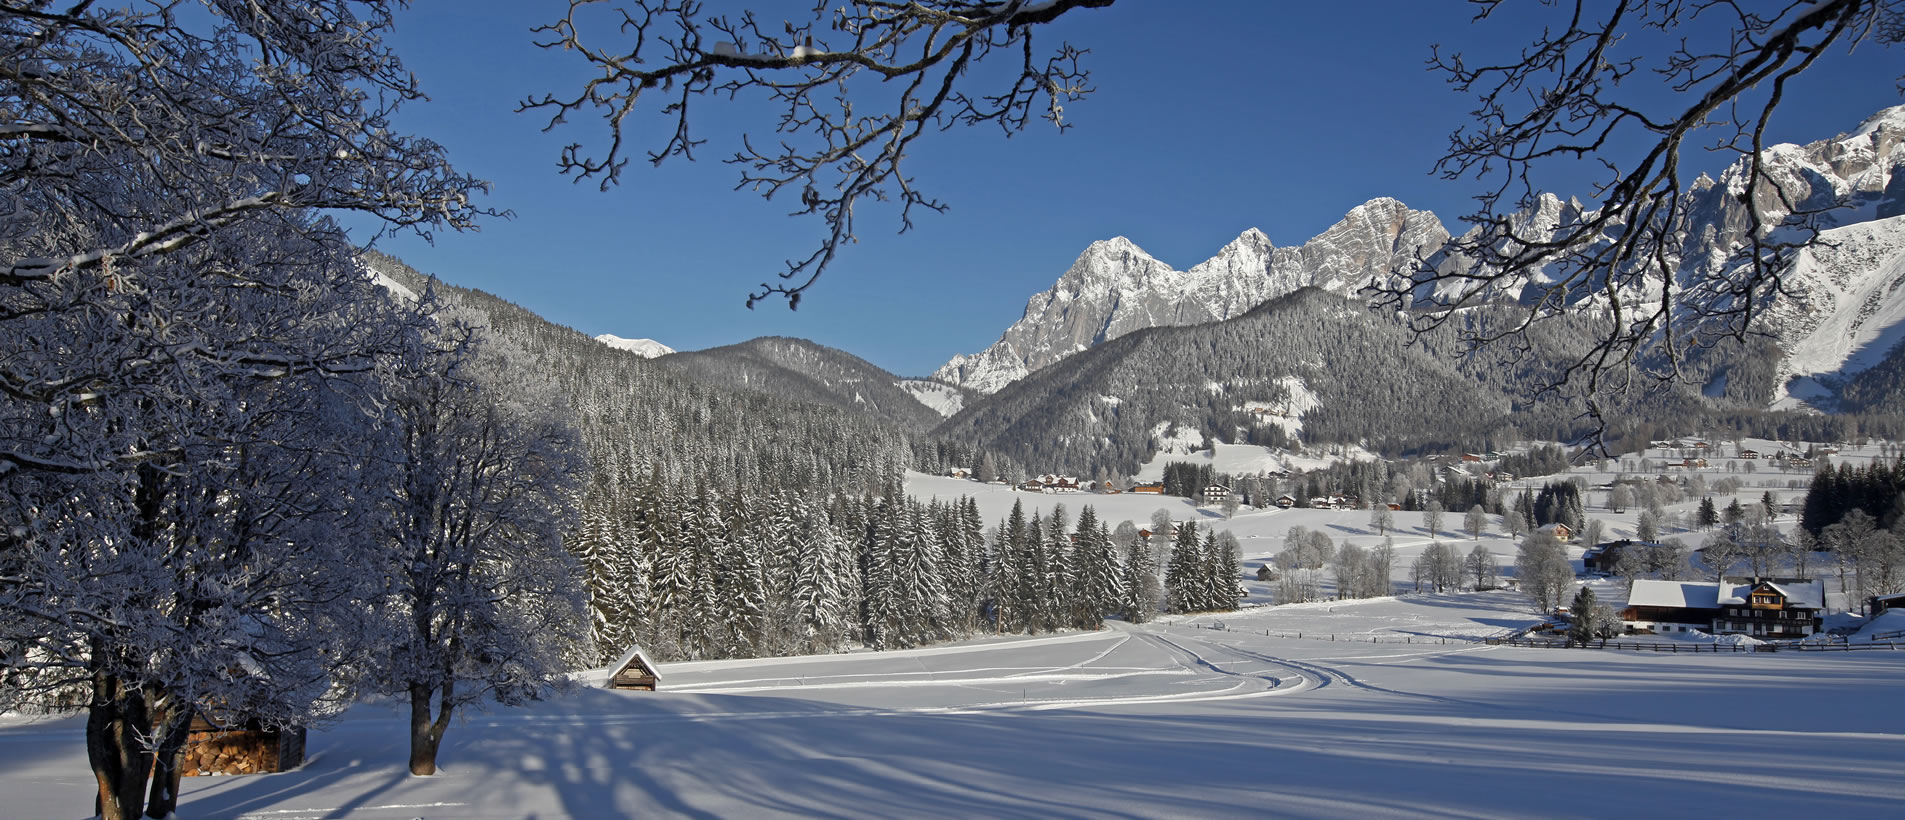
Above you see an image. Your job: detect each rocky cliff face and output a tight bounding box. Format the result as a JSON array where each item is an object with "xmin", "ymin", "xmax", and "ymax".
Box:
[
  {"xmin": 940, "ymin": 105, "xmax": 1905, "ymax": 409},
  {"xmin": 933, "ymin": 198, "xmax": 1448, "ymax": 393}
]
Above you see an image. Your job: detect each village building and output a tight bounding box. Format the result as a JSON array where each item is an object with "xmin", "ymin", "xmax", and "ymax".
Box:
[
  {"xmin": 1870, "ymin": 592, "xmax": 1905, "ymax": 615},
  {"xmin": 1201, "ymin": 484, "xmax": 1231, "ymax": 506},
  {"xmin": 1037, "ymin": 474, "xmax": 1082, "ymax": 493},
  {"xmin": 1620, "ymin": 579, "xmax": 1825, "ymax": 638},
  {"xmin": 1582, "ymin": 539, "xmax": 1654, "ymax": 574},
  {"xmin": 1535, "ymin": 522, "xmax": 1573, "ymax": 542},
  {"xmin": 1137, "ymin": 523, "xmax": 1183, "ymax": 540},
  {"xmin": 1129, "ymin": 483, "xmax": 1164, "ymax": 494},
  {"xmin": 1274, "ymin": 495, "xmax": 1297, "ymax": 509}
]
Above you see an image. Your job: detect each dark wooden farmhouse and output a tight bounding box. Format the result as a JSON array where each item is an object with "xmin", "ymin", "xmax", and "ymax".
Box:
[{"xmin": 1582, "ymin": 540, "xmax": 1658, "ymax": 574}]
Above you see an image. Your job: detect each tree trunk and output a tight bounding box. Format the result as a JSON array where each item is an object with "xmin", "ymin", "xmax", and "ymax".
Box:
[
  {"xmin": 144, "ymin": 708, "xmax": 192, "ymax": 819},
  {"xmin": 408, "ymin": 685, "xmax": 439, "ymax": 776},
  {"xmin": 86, "ymin": 670, "xmax": 153, "ymax": 820},
  {"xmin": 408, "ymin": 682, "xmax": 456, "ymax": 776}
]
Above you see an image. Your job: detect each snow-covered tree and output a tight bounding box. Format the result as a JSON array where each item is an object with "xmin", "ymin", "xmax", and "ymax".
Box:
[
  {"xmin": 1699, "ymin": 532, "xmax": 1745, "ymax": 582},
  {"xmin": 1636, "ymin": 508, "xmax": 1662, "ymax": 543},
  {"xmin": 1069, "ymin": 506, "xmax": 1121, "ymax": 629},
  {"xmin": 1566, "ymin": 586, "xmax": 1618, "ymax": 646},
  {"xmin": 1370, "ymin": 505, "xmax": 1395, "ymax": 535},
  {"xmin": 1465, "ymin": 544, "xmax": 1499, "ymax": 590},
  {"xmin": 1465, "ymin": 504, "xmax": 1488, "ymax": 540},
  {"xmin": 991, "ymin": 503, "xmax": 1030, "ymax": 633},
  {"xmin": 1581, "ymin": 519, "xmax": 1607, "ymax": 551},
  {"xmin": 1697, "ymin": 497, "xmax": 1719, "ymax": 530},
  {"xmin": 1164, "ymin": 521, "xmax": 1203, "ymax": 613},
  {"xmin": 1119, "ymin": 530, "xmax": 1161, "ymax": 624},
  {"xmin": 367, "ymin": 329, "xmax": 586, "ymax": 776},
  {"xmin": 1515, "ymin": 532, "xmax": 1575, "ymax": 614},
  {"xmin": 1, "ymin": 2, "xmax": 489, "ymax": 812}
]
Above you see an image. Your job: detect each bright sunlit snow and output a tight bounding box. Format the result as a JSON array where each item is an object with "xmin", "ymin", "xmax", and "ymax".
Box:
[{"xmin": 6, "ymin": 592, "xmax": 1900, "ymax": 818}]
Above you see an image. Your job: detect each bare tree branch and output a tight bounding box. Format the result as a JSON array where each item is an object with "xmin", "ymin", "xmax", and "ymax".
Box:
[
  {"xmin": 1372, "ymin": 0, "xmax": 1899, "ymax": 452},
  {"xmin": 524, "ymin": 0, "xmax": 1114, "ymax": 307}
]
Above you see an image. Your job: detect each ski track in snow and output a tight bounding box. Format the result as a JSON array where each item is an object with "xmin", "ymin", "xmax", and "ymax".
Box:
[{"xmin": 9, "ymin": 588, "xmax": 1905, "ymax": 818}]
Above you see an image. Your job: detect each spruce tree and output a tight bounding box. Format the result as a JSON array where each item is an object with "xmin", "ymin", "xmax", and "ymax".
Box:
[
  {"xmin": 1165, "ymin": 521, "xmax": 1203, "ymax": 613},
  {"xmin": 1120, "ymin": 534, "xmax": 1159, "ymax": 623}
]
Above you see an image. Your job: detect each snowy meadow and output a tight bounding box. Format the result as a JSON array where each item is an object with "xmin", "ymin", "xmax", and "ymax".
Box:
[{"xmin": 5, "ymin": 588, "xmax": 1903, "ymax": 819}]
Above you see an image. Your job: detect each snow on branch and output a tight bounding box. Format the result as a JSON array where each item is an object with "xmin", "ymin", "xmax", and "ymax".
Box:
[{"xmin": 1369, "ymin": 0, "xmax": 1898, "ymax": 447}]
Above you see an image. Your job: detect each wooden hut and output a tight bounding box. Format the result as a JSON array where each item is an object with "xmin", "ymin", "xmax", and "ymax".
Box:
[{"xmin": 606, "ymin": 644, "xmax": 662, "ymax": 691}]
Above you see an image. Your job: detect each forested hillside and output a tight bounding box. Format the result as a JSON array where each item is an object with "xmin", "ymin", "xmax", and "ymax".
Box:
[
  {"xmin": 364, "ymin": 253, "xmax": 917, "ymax": 496},
  {"xmin": 656, "ymin": 336, "xmax": 946, "ymax": 434},
  {"xmin": 934, "ymin": 289, "xmax": 1519, "ymax": 477},
  {"xmin": 929, "ymin": 288, "xmax": 1771, "ymax": 477}
]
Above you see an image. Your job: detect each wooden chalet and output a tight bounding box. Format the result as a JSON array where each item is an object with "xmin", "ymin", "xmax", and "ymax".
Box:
[
  {"xmin": 1274, "ymin": 495, "xmax": 1296, "ymax": 509},
  {"xmin": 1620, "ymin": 579, "xmax": 1825, "ymax": 638},
  {"xmin": 1535, "ymin": 522, "xmax": 1573, "ymax": 542},
  {"xmin": 1129, "ymin": 483, "xmax": 1165, "ymax": 495},
  {"xmin": 1711, "ymin": 580, "xmax": 1825, "ymax": 638},
  {"xmin": 606, "ymin": 644, "xmax": 662, "ymax": 691}
]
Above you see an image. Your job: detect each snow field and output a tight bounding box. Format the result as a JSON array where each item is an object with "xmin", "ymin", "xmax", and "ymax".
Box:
[{"xmin": 6, "ymin": 591, "xmax": 1903, "ymax": 818}]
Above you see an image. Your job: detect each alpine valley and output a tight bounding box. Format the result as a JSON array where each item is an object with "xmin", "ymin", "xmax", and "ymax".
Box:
[{"xmin": 400, "ymin": 105, "xmax": 1905, "ymax": 487}]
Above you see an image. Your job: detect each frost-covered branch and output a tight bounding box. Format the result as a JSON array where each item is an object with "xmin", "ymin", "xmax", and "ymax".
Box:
[
  {"xmin": 523, "ymin": 0, "xmax": 1113, "ymax": 307},
  {"xmin": 1370, "ymin": 0, "xmax": 1899, "ymax": 434}
]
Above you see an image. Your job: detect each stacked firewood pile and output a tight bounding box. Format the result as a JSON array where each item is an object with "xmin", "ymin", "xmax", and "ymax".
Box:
[{"xmin": 179, "ymin": 718, "xmax": 305, "ymax": 776}]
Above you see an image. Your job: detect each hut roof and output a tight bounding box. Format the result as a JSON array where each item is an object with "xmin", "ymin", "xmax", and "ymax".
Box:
[{"xmin": 604, "ymin": 644, "xmax": 661, "ymax": 689}]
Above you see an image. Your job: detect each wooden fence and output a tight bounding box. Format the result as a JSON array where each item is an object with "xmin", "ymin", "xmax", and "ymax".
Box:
[
  {"xmin": 1194, "ymin": 622, "xmax": 1901, "ymax": 653},
  {"xmin": 1199, "ymin": 622, "xmax": 1475, "ymax": 645},
  {"xmin": 1482, "ymin": 636, "xmax": 1902, "ymax": 653}
]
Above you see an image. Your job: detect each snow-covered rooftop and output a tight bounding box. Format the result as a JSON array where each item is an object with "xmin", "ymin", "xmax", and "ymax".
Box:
[
  {"xmin": 1626, "ymin": 580, "xmax": 1722, "ymax": 610},
  {"xmin": 1627, "ymin": 579, "xmax": 1825, "ymax": 610}
]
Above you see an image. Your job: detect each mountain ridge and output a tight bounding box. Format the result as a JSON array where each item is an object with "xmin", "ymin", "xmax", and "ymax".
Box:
[{"xmin": 937, "ymin": 105, "xmax": 1905, "ymax": 414}]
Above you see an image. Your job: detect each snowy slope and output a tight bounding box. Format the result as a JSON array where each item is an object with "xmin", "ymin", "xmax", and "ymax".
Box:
[
  {"xmin": 1130, "ymin": 442, "xmax": 1379, "ymax": 482},
  {"xmin": 897, "ymin": 378, "xmax": 968, "ymax": 417},
  {"xmin": 1761, "ymin": 216, "xmax": 1905, "ymax": 408},
  {"xmin": 367, "ymin": 267, "xmax": 418, "ymax": 302},
  {"xmin": 594, "ymin": 334, "xmax": 675, "ymax": 358}
]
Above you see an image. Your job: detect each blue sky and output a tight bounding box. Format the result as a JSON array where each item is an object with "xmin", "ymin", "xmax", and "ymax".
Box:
[{"xmin": 352, "ymin": 1, "xmax": 1905, "ymax": 378}]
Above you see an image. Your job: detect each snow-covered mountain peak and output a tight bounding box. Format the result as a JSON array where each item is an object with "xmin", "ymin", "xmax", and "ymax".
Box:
[
  {"xmin": 594, "ymin": 335, "xmax": 675, "ymax": 358},
  {"xmin": 1852, "ymin": 104, "xmax": 1905, "ymax": 139},
  {"xmin": 934, "ymin": 200, "xmax": 1450, "ymax": 393}
]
